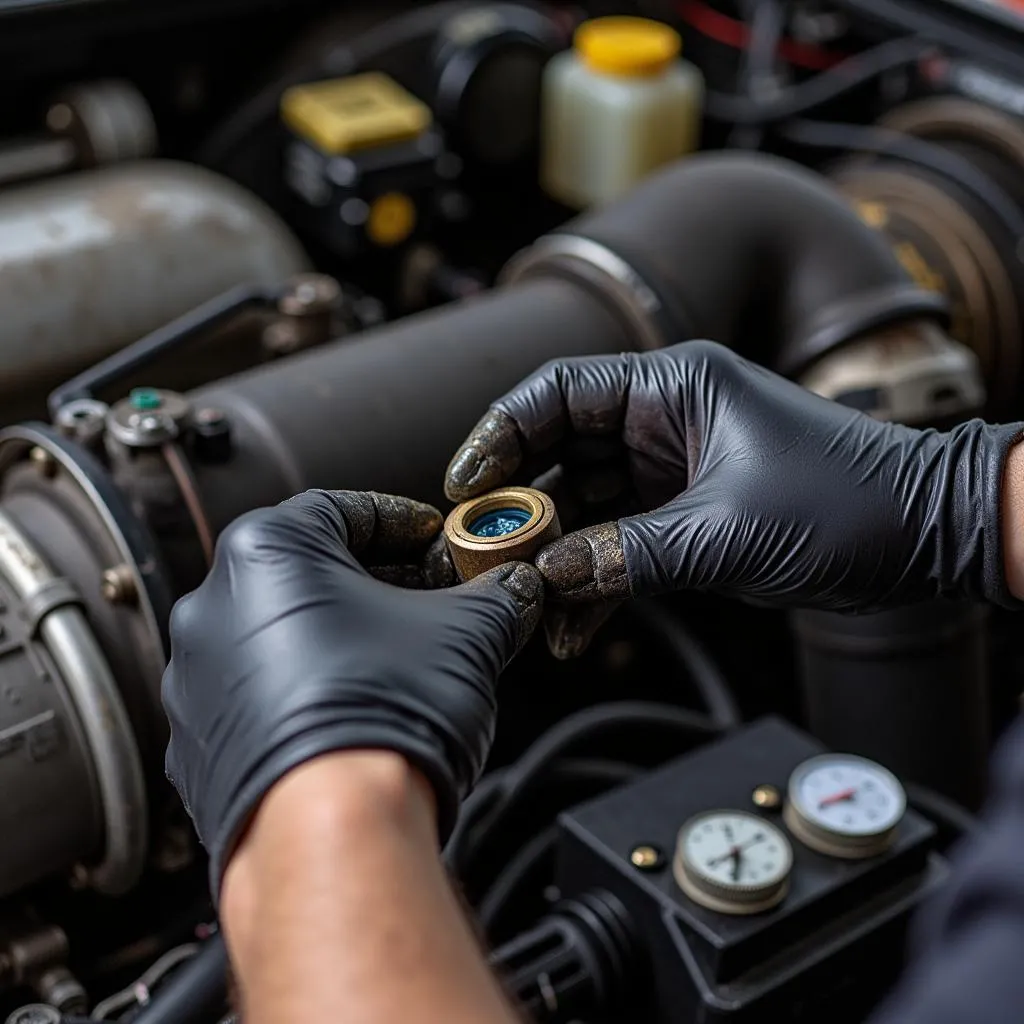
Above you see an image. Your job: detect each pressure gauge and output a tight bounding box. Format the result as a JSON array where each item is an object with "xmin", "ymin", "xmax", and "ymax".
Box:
[
  {"xmin": 673, "ymin": 811, "xmax": 793, "ymax": 915},
  {"xmin": 784, "ymin": 754, "xmax": 906, "ymax": 859}
]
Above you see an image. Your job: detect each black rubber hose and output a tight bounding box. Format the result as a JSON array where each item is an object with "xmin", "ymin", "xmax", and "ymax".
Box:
[
  {"xmin": 728, "ymin": 0, "xmax": 785, "ymax": 150},
  {"xmin": 622, "ymin": 602, "xmax": 742, "ymax": 730},
  {"xmin": 188, "ymin": 276, "xmax": 633, "ymax": 527},
  {"xmin": 183, "ymin": 153, "xmax": 946, "ymax": 548},
  {"xmin": 128, "ymin": 934, "xmax": 229, "ymax": 1024},
  {"xmin": 478, "ymin": 825, "xmax": 558, "ymax": 932},
  {"xmin": 475, "ymin": 760, "xmax": 641, "ymax": 931},
  {"xmin": 446, "ymin": 703, "xmax": 717, "ymax": 871},
  {"xmin": 705, "ymin": 36, "xmax": 933, "ymax": 125},
  {"xmin": 523, "ymin": 151, "xmax": 948, "ymax": 376},
  {"xmin": 780, "ymin": 118, "xmax": 1024, "ymax": 254}
]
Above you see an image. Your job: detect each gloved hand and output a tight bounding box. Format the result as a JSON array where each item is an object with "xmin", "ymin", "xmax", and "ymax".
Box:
[
  {"xmin": 162, "ymin": 490, "xmax": 543, "ymax": 897},
  {"xmin": 445, "ymin": 340, "xmax": 1023, "ymax": 653}
]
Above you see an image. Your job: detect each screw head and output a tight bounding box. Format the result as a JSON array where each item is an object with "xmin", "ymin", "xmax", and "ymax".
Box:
[
  {"xmin": 629, "ymin": 844, "xmax": 664, "ymax": 871},
  {"xmin": 28, "ymin": 447, "xmax": 57, "ymax": 477},
  {"xmin": 54, "ymin": 399, "xmax": 109, "ymax": 445},
  {"xmin": 192, "ymin": 408, "xmax": 232, "ymax": 463},
  {"xmin": 101, "ymin": 565, "xmax": 138, "ymax": 606},
  {"xmin": 752, "ymin": 784, "xmax": 782, "ymax": 810}
]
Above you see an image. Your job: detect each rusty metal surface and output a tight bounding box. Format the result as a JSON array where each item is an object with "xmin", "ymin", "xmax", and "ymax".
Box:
[{"xmin": 0, "ymin": 160, "xmax": 309, "ymax": 418}]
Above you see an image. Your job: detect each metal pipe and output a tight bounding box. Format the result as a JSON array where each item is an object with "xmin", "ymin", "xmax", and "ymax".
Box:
[{"xmin": 0, "ymin": 160, "xmax": 308, "ymax": 421}]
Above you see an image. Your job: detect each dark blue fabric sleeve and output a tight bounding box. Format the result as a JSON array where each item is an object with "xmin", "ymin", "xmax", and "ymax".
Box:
[{"xmin": 868, "ymin": 714, "xmax": 1024, "ymax": 1024}]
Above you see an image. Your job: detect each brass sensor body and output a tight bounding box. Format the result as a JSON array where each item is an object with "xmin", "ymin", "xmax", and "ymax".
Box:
[{"xmin": 444, "ymin": 487, "xmax": 561, "ymax": 581}]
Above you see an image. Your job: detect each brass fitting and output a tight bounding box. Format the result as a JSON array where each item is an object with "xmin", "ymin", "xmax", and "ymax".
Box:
[{"xmin": 444, "ymin": 486, "xmax": 560, "ymax": 581}]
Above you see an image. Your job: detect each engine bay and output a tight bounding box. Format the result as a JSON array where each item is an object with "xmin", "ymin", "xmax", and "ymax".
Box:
[{"xmin": 0, "ymin": 1, "xmax": 1023, "ymax": 1021}]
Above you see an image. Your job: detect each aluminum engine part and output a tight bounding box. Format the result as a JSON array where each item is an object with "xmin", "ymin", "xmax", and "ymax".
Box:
[
  {"xmin": 0, "ymin": 160, "xmax": 309, "ymax": 420},
  {"xmin": 0, "ymin": 508, "xmax": 146, "ymax": 898}
]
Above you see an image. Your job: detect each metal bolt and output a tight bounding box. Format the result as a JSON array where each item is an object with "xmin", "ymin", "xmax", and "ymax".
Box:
[
  {"xmin": 192, "ymin": 408, "xmax": 232, "ymax": 463},
  {"xmin": 28, "ymin": 447, "xmax": 56, "ymax": 478},
  {"xmin": 101, "ymin": 564, "xmax": 137, "ymax": 606},
  {"xmin": 752, "ymin": 784, "xmax": 781, "ymax": 810},
  {"xmin": 138, "ymin": 413, "xmax": 163, "ymax": 433},
  {"xmin": 54, "ymin": 399, "xmax": 109, "ymax": 446},
  {"xmin": 108, "ymin": 392, "xmax": 186, "ymax": 448},
  {"xmin": 629, "ymin": 844, "xmax": 664, "ymax": 871},
  {"xmin": 278, "ymin": 273, "xmax": 341, "ymax": 317}
]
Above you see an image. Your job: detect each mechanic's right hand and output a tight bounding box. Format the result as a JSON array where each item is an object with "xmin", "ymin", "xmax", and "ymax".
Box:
[{"xmin": 446, "ymin": 340, "xmax": 1023, "ymax": 652}]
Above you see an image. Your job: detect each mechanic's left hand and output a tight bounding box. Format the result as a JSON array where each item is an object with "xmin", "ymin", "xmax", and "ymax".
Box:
[{"xmin": 161, "ymin": 490, "xmax": 543, "ymax": 898}]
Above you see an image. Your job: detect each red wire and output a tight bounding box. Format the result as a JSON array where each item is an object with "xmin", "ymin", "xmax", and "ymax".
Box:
[{"xmin": 674, "ymin": 0, "xmax": 845, "ymax": 71}]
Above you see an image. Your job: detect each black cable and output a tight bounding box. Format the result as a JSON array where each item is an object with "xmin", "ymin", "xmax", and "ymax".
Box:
[
  {"xmin": 502, "ymin": 703, "xmax": 716, "ymax": 793},
  {"xmin": 705, "ymin": 35, "xmax": 933, "ymax": 125},
  {"xmin": 478, "ymin": 826, "xmax": 558, "ymax": 933},
  {"xmin": 742, "ymin": 0, "xmax": 784, "ymax": 86},
  {"xmin": 780, "ymin": 117, "xmax": 1024, "ymax": 256},
  {"xmin": 475, "ymin": 758, "xmax": 641, "ymax": 930},
  {"xmin": 127, "ymin": 934, "xmax": 229, "ymax": 1024},
  {"xmin": 447, "ymin": 703, "xmax": 718, "ymax": 872},
  {"xmin": 623, "ymin": 602, "xmax": 742, "ymax": 730},
  {"xmin": 729, "ymin": 0, "xmax": 786, "ymax": 150}
]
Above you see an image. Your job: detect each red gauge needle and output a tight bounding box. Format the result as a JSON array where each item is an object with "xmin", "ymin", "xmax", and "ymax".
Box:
[{"xmin": 819, "ymin": 787, "xmax": 857, "ymax": 810}]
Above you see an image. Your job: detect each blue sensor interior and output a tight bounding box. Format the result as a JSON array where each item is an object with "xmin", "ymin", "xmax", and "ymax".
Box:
[{"xmin": 468, "ymin": 507, "xmax": 532, "ymax": 538}]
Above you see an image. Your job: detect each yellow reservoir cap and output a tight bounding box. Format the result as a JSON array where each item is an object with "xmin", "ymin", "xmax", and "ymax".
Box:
[
  {"xmin": 367, "ymin": 192, "xmax": 417, "ymax": 247},
  {"xmin": 281, "ymin": 72, "xmax": 432, "ymax": 155},
  {"xmin": 575, "ymin": 16, "xmax": 681, "ymax": 78}
]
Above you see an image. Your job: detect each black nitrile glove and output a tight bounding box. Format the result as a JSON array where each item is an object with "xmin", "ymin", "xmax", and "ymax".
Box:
[
  {"xmin": 162, "ymin": 490, "xmax": 543, "ymax": 897},
  {"xmin": 445, "ymin": 340, "xmax": 1023, "ymax": 654}
]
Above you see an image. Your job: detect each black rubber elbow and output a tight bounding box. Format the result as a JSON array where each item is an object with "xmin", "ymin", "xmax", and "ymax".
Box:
[{"xmin": 506, "ymin": 152, "xmax": 948, "ymax": 375}]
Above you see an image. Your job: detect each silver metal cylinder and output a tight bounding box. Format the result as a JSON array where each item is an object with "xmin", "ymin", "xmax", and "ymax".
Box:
[
  {"xmin": 0, "ymin": 510, "xmax": 147, "ymax": 897},
  {"xmin": 0, "ymin": 160, "xmax": 309, "ymax": 419}
]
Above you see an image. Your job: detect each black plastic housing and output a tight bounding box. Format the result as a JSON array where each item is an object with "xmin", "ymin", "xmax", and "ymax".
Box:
[{"xmin": 555, "ymin": 718, "xmax": 948, "ymax": 1024}]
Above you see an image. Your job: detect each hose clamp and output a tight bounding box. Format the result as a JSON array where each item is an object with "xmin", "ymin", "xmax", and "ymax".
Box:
[{"xmin": 501, "ymin": 234, "xmax": 669, "ymax": 351}]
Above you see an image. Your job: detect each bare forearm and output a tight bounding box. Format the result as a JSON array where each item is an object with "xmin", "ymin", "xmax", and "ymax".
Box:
[
  {"xmin": 1004, "ymin": 440, "xmax": 1024, "ymax": 600},
  {"xmin": 221, "ymin": 751, "xmax": 519, "ymax": 1024}
]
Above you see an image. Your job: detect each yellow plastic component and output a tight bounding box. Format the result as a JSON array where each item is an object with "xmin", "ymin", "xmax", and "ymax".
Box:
[
  {"xmin": 854, "ymin": 200, "xmax": 890, "ymax": 230},
  {"xmin": 893, "ymin": 241, "xmax": 946, "ymax": 295},
  {"xmin": 367, "ymin": 192, "xmax": 417, "ymax": 246},
  {"xmin": 575, "ymin": 16, "xmax": 681, "ymax": 78},
  {"xmin": 281, "ymin": 73, "xmax": 432, "ymax": 155}
]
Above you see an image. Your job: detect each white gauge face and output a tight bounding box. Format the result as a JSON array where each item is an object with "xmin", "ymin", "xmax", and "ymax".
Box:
[
  {"xmin": 790, "ymin": 755, "xmax": 905, "ymax": 838},
  {"xmin": 682, "ymin": 812, "xmax": 792, "ymax": 888},
  {"xmin": 675, "ymin": 811, "xmax": 792, "ymax": 914}
]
